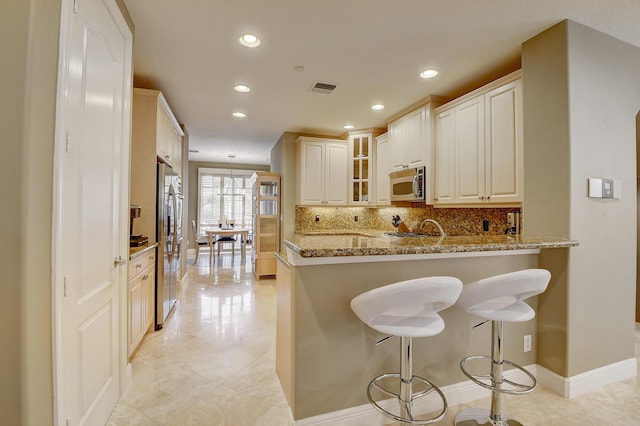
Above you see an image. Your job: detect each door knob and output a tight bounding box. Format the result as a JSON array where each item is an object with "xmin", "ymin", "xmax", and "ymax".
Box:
[{"xmin": 113, "ymin": 256, "xmax": 126, "ymax": 267}]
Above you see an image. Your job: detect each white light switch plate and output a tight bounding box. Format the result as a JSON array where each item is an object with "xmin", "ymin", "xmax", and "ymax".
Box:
[{"xmin": 588, "ymin": 178, "xmax": 621, "ymax": 199}]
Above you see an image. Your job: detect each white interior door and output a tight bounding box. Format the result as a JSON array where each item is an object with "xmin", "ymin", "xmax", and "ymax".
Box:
[{"xmin": 53, "ymin": 0, "xmax": 132, "ymax": 424}]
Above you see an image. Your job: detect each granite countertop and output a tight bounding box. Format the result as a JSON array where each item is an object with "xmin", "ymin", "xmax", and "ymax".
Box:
[
  {"xmin": 129, "ymin": 242, "xmax": 158, "ymax": 260},
  {"xmin": 283, "ymin": 229, "xmax": 578, "ymax": 259}
]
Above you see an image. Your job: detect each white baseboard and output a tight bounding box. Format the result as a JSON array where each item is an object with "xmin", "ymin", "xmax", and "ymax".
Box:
[
  {"xmin": 295, "ymin": 365, "xmax": 536, "ymax": 426},
  {"xmin": 536, "ymin": 358, "xmax": 637, "ymax": 398},
  {"xmin": 296, "ymin": 360, "xmax": 639, "ymax": 425}
]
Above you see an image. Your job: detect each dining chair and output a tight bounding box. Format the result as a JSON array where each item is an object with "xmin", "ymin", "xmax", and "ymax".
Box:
[{"xmin": 191, "ymin": 220, "xmax": 211, "ymax": 263}]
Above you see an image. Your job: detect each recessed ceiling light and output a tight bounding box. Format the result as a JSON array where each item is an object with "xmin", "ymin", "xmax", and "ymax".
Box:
[
  {"xmin": 239, "ymin": 33, "xmax": 261, "ymax": 48},
  {"xmin": 234, "ymin": 84, "xmax": 251, "ymax": 93},
  {"xmin": 344, "ymin": 124, "xmax": 355, "ymax": 130},
  {"xmin": 371, "ymin": 104, "xmax": 385, "ymax": 111},
  {"xmin": 420, "ymin": 69, "xmax": 439, "ymax": 79},
  {"xmin": 232, "ymin": 112, "xmax": 246, "ymax": 118}
]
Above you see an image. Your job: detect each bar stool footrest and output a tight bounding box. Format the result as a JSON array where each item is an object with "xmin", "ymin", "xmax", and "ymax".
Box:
[
  {"xmin": 460, "ymin": 355, "xmax": 536, "ymax": 395},
  {"xmin": 367, "ymin": 372, "xmax": 447, "ymax": 425}
]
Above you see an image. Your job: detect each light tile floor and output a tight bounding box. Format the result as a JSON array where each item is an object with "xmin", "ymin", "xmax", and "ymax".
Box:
[{"xmin": 109, "ymin": 252, "xmax": 640, "ymax": 425}]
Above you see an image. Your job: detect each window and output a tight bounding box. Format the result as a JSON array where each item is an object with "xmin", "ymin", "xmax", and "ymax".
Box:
[{"xmin": 197, "ymin": 168, "xmax": 254, "ymax": 231}]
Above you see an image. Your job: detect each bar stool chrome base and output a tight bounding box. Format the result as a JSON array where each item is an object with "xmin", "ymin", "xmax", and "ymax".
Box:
[
  {"xmin": 454, "ymin": 322, "xmax": 536, "ymax": 426},
  {"xmin": 455, "ymin": 408, "xmax": 524, "ymax": 426},
  {"xmin": 367, "ymin": 371, "xmax": 447, "ymax": 425}
]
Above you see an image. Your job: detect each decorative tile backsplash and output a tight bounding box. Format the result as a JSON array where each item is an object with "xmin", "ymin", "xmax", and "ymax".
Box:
[{"xmin": 295, "ymin": 205, "xmax": 521, "ymax": 236}]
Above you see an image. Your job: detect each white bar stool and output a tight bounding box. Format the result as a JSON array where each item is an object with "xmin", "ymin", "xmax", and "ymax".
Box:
[
  {"xmin": 351, "ymin": 276, "xmax": 463, "ymax": 424},
  {"xmin": 454, "ymin": 269, "xmax": 551, "ymax": 426}
]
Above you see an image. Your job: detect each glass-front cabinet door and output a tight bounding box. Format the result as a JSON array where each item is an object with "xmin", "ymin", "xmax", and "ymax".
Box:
[
  {"xmin": 349, "ymin": 129, "xmax": 383, "ymax": 205},
  {"xmin": 351, "ymin": 134, "xmax": 369, "ymax": 203}
]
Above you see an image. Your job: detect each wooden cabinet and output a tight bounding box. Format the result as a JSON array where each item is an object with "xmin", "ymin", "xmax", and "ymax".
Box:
[
  {"xmin": 434, "ymin": 71, "xmax": 523, "ymax": 206},
  {"xmin": 251, "ymin": 172, "xmax": 280, "ymax": 279},
  {"xmin": 296, "ymin": 137, "xmax": 348, "ymax": 206},
  {"xmin": 348, "ymin": 129, "xmax": 384, "ymax": 205},
  {"xmin": 127, "ymin": 247, "xmax": 156, "ymax": 359},
  {"xmin": 375, "ymin": 133, "xmax": 390, "ymax": 205}
]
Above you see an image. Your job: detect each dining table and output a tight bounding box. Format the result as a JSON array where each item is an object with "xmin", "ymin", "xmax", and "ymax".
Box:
[{"xmin": 204, "ymin": 227, "xmax": 250, "ymax": 263}]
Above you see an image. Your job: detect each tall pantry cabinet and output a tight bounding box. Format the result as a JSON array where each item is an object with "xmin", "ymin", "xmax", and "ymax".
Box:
[{"xmin": 252, "ymin": 172, "xmax": 281, "ymax": 279}]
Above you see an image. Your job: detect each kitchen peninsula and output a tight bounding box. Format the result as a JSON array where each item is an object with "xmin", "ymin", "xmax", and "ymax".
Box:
[{"xmin": 275, "ymin": 231, "xmax": 578, "ymax": 422}]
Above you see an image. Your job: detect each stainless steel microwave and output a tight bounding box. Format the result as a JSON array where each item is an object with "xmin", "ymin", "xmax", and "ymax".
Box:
[{"xmin": 389, "ymin": 167, "xmax": 426, "ymax": 202}]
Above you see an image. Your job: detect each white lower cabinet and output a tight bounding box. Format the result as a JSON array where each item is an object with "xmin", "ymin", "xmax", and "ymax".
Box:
[
  {"xmin": 128, "ymin": 248, "xmax": 156, "ymax": 359},
  {"xmin": 296, "ymin": 137, "xmax": 348, "ymax": 206},
  {"xmin": 434, "ymin": 71, "xmax": 523, "ymax": 206}
]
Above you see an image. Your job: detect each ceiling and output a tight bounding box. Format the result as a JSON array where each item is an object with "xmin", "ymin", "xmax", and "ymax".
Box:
[{"xmin": 122, "ymin": 0, "xmax": 640, "ymax": 166}]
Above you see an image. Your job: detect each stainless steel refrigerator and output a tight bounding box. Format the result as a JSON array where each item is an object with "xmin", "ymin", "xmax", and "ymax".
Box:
[{"xmin": 156, "ymin": 162, "xmax": 181, "ymax": 329}]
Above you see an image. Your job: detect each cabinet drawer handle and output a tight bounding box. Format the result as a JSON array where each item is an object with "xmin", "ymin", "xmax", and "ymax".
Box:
[
  {"xmin": 136, "ymin": 264, "xmax": 142, "ymax": 269},
  {"xmin": 142, "ymin": 274, "xmax": 149, "ymax": 280},
  {"xmin": 149, "ymin": 255, "xmax": 154, "ymax": 261}
]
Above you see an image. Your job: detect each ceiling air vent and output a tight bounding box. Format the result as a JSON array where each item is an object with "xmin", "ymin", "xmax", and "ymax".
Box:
[{"xmin": 310, "ymin": 81, "xmax": 338, "ymax": 94}]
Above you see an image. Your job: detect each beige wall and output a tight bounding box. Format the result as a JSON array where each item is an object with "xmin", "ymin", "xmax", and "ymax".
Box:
[
  {"xmin": 1, "ymin": 0, "xmax": 61, "ymax": 424},
  {"xmin": 523, "ymin": 20, "xmax": 640, "ymax": 377},
  {"xmin": 270, "ymin": 132, "xmax": 299, "ymax": 244}
]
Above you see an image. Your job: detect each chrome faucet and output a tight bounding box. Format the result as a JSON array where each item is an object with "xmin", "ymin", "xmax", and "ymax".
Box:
[{"xmin": 418, "ymin": 219, "xmax": 446, "ymax": 237}]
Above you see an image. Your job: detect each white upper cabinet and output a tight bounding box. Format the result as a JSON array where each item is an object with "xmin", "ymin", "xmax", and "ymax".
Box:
[
  {"xmin": 455, "ymin": 96, "xmax": 485, "ymax": 204},
  {"xmin": 386, "ymin": 97, "xmax": 445, "ymax": 204},
  {"xmin": 434, "ymin": 71, "xmax": 523, "ymax": 206},
  {"xmin": 157, "ymin": 95, "xmax": 183, "ymax": 172},
  {"xmin": 348, "ymin": 129, "xmax": 384, "ymax": 205},
  {"xmin": 134, "ymin": 89, "xmax": 183, "ymax": 176},
  {"xmin": 375, "ymin": 133, "xmax": 390, "ymax": 206},
  {"xmin": 484, "ymin": 79, "xmax": 523, "ymax": 203},
  {"xmin": 389, "ymin": 106, "xmax": 427, "ymax": 171},
  {"xmin": 296, "ymin": 137, "xmax": 348, "ymax": 206},
  {"xmin": 434, "ymin": 110, "xmax": 456, "ymax": 204}
]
